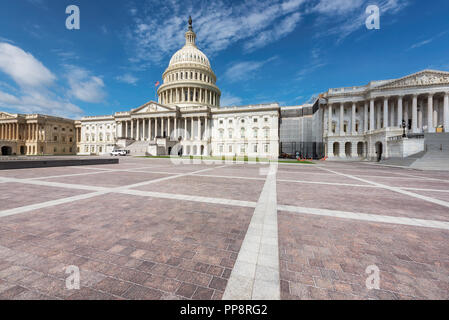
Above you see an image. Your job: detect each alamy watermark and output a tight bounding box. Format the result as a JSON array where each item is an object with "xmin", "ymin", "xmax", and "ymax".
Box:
[
  {"xmin": 66, "ymin": 5, "xmax": 80, "ymax": 30},
  {"xmin": 65, "ymin": 265, "xmax": 80, "ymax": 290},
  {"xmin": 365, "ymin": 265, "xmax": 380, "ymax": 290},
  {"xmin": 366, "ymin": 5, "xmax": 380, "ymax": 30}
]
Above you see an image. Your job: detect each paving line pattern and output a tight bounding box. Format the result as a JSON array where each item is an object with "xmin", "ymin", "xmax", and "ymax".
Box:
[
  {"xmin": 223, "ymin": 164, "xmax": 280, "ymax": 300},
  {"xmin": 318, "ymin": 167, "xmax": 449, "ymax": 209}
]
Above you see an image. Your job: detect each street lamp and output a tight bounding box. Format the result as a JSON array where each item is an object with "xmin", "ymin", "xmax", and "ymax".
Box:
[{"xmin": 402, "ymin": 120, "xmax": 407, "ymax": 138}]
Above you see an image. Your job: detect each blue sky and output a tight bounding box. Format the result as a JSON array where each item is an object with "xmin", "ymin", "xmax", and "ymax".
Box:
[{"xmin": 0, "ymin": 0, "xmax": 448, "ymax": 118}]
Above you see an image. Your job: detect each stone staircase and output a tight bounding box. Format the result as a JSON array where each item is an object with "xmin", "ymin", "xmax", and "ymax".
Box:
[
  {"xmin": 410, "ymin": 133, "xmax": 449, "ymax": 170},
  {"xmin": 125, "ymin": 140, "xmax": 152, "ymax": 156}
]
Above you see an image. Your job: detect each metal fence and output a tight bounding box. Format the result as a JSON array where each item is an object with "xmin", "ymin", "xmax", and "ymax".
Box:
[{"xmin": 280, "ymin": 142, "xmax": 325, "ymax": 159}]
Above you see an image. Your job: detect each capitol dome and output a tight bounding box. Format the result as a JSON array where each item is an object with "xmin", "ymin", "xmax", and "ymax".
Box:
[
  {"xmin": 157, "ymin": 17, "xmax": 221, "ymax": 109},
  {"xmin": 169, "ymin": 46, "xmax": 211, "ymax": 68}
]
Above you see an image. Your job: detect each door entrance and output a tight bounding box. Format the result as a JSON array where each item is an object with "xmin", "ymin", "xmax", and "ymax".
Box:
[
  {"xmin": 1, "ymin": 146, "xmax": 12, "ymax": 156},
  {"xmin": 375, "ymin": 142, "xmax": 383, "ymax": 162}
]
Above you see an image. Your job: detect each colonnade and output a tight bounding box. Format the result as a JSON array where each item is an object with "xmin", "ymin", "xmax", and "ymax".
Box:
[
  {"xmin": 327, "ymin": 92, "xmax": 449, "ymax": 136},
  {"xmin": 159, "ymin": 87, "xmax": 220, "ymax": 106},
  {"xmin": 119, "ymin": 116, "xmax": 209, "ymax": 142},
  {"xmin": 0, "ymin": 123, "xmax": 40, "ymax": 141}
]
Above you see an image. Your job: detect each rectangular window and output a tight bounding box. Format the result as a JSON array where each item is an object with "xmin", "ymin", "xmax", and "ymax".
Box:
[
  {"xmin": 253, "ymin": 144, "xmax": 258, "ymax": 153},
  {"xmin": 228, "ymin": 145, "xmax": 233, "ymax": 153}
]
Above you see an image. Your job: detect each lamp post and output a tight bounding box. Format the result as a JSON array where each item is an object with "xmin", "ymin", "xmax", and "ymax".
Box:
[{"xmin": 402, "ymin": 120, "xmax": 407, "ymax": 138}]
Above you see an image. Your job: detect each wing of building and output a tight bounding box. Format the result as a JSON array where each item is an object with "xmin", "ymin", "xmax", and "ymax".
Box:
[{"xmin": 1, "ymin": 18, "xmax": 448, "ymax": 160}]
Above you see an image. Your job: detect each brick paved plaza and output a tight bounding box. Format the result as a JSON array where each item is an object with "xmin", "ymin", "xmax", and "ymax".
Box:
[{"xmin": 0, "ymin": 158, "xmax": 448, "ymax": 300}]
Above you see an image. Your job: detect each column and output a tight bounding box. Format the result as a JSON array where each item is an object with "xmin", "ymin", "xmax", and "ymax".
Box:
[
  {"xmin": 209, "ymin": 91, "xmax": 212, "ymax": 105},
  {"xmin": 397, "ymin": 96, "xmax": 403, "ymax": 127},
  {"xmin": 184, "ymin": 118, "xmax": 187, "ymax": 139},
  {"xmin": 191, "ymin": 117, "xmax": 194, "ymax": 141},
  {"xmin": 174, "ymin": 117, "xmax": 178, "ymax": 140},
  {"xmin": 161, "ymin": 117, "xmax": 165, "ymax": 137},
  {"xmin": 418, "ymin": 100, "xmax": 423, "ymax": 132},
  {"xmin": 427, "ymin": 94, "xmax": 434, "ymax": 133},
  {"xmin": 198, "ymin": 117, "xmax": 201, "ymax": 140},
  {"xmin": 142, "ymin": 118, "xmax": 146, "ymax": 140},
  {"xmin": 351, "ymin": 102, "xmax": 356, "ymax": 135},
  {"xmin": 125, "ymin": 121, "xmax": 129, "ymax": 138},
  {"xmin": 376, "ymin": 102, "xmax": 381, "ymax": 129},
  {"xmin": 168, "ymin": 117, "xmax": 171, "ymax": 140},
  {"xmin": 149, "ymin": 118, "xmax": 152, "ymax": 140},
  {"xmin": 188, "ymin": 88, "xmax": 191, "ymax": 102},
  {"xmin": 404, "ymin": 100, "xmax": 409, "ymax": 128},
  {"xmin": 444, "ymin": 93, "xmax": 449, "ymax": 133},
  {"xmin": 339, "ymin": 103, "xmax": 344, "ymax": 135},
  {"xmin": 434, "ymin": 99, "xmax": 439, "ymax": 128},
  {"xmin": 390, "ymin": 101, "xmax": 395, "ymax": 127},
  {"xmin": 369, "ymin": 99, "xmax": 375, "ymax": 131},
  {"xmin": 412, "ymin": 95, "xmax": 418, "ymax": 133},
  {"xmin": 137, "ymin": 119, "xmax": 140, "ymax": 140},
  {"xmin": 364, "ymin": 102, "xmax": 368, "ymax": 133},
  {"xmin": 328, "ymin": 104, "xmax": 333, "ymax": 135},
  {"xmin": 131, "ymin": 120, "xmax": 134, "ymax": 139},
  {"xmin": 205, "ymin": 117, "xmax": 208, "ymax": 140},
  {"xmin": 383, "ymin": 97, "xmax": 389, "ymax": 128}
]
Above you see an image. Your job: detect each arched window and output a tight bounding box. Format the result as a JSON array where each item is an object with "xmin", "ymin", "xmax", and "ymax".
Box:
[
  {"xmin": 264, "ymin": 128, "xmax": 270, "ymax": 139},
  {"xmin": 253, "ymin": 128, "xmax": 258, "ymax": 138}
]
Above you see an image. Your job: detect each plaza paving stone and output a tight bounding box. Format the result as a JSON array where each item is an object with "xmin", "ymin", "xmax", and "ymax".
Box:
[
  {"xmin": 41, "ymin": 171, "xmax": 173, "ymax": 188},
  {"xmin": 277, "ymin": 181, "xmax": 449, "ymax": 221},
  {"xmin": 0, "ymin": 166, "xmax": 100, "ymax": 179},
  {"xmin": 132, "ymin": 175, "xmax": 265, "ymax": 202},
  {"xmin": 0, "ymin": 157, "xmax": 448, "ymax": 300},
  {"xmin": 278, "ymin": 211, "xmax": 449, "ymax": 300},
  {"xmin": 0, "ymin": 182, "xmax": 90, "ymax": 211},
  {"xmin": 0, "ymin": 192, "xmax": 252, "ymax": 300}
]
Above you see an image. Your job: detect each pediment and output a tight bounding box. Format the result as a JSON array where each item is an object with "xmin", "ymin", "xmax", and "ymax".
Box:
[
  {"xmin": 377, "ymin": 70, "xmax": 449, "ymax": 89},
  {"xmin": 132, "ymin": 101, "xmax": 175, "ymax": 114},
  {"xmin": 0, "ymin": 112, "xmax": 16, "ymax": 119}
]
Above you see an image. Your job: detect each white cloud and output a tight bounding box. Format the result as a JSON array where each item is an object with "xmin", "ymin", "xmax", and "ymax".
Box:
[
  {"xmin": 220, "ymin": 92, "xmax": 243, "ymax": 106},
  {"xmin": 126, "ymin": 0, "xmax": 307, "ymax": 66},
  {"xmin": 296, "ymin": 47, "xmax": 326, "ymax": 80},
  {"xmin": 244, "ymin": 12, "xmax": 302, "ymax": 52},
  {"xmin": 312, "ymin": 0, "xmax": 409, "ymax": 41},
  {"xmin": 224, "ymin": 57, "xmax": 277, "ymax": 82},
  {"xmin": 313, "ymin": 0, "xmax": 364, "ymax": 15},
  {"xmin": 0, "ymin": 42, "xmax": 84, "ymax": 118},
  {"xmin": 0, "ymin": 42, "xmax": 55, "ymax": 88},
  {"xmin": 64, "ymin": 65, "xmax": 106, "ymax": 103},
  {"xmin": 115, "ymin": 73, "xmax": 139, "ymax": 85},
  {"xmin": 408, "ymin": 30, "xmax": 449, "ymax": 50},
  {"xmin": 0, "ymin": 89, "xmax": 83, "ymax": 118}
]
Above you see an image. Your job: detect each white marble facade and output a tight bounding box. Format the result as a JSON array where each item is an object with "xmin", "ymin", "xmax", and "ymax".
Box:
[
  {"xmin": 77, "ymin": 18, "xmax": 449, "ymax": 161},
  {"xmin": 78, "ymin": 18, "xmax": 280, "ymax": 159},
  {"xmin": 322, "ymin": 70, "xmax": 449, "ymax": 160}
]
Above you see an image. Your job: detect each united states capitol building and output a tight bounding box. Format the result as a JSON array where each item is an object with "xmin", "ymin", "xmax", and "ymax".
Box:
[{"xmin": 1, "ymin": 18, "xmax": 448, "ymax": 161}]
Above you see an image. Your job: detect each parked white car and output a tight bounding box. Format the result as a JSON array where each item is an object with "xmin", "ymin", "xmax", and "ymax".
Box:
[{"xmin": 110, "ymin": 150, "xmax": 127, "ymax": 156}]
